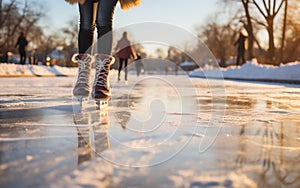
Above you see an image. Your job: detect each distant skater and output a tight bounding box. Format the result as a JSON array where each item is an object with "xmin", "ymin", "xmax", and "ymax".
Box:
[
  {"xmin": 135, "ymin": 53, "xmax": 143, "ymax": 76},
  {"xmin": 115, "ymin": 32, "xmax": 136, "ymax": 81},
  {"xmin": 15, "ymin": 32, "xmax": 28, "ymax": 65},
  {"xmin": 234, "ymin": 31, "xmax": 247, "ymax": 66}
]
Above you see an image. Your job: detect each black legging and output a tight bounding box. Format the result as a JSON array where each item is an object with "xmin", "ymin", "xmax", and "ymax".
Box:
[
  {"xmin": 19, "ymin": 49, "xmax": 26, "ymax": 65},
  {"xmin": 236, "ymin": 50, "xmax": 245, "ymax": 66},
  {"xmin": 78, "ymin": 0, "xmax": 118, "ymax": 55},
  {"xmin": 118, "ymin": 58, "xmax": 128, "ymax": 80}
]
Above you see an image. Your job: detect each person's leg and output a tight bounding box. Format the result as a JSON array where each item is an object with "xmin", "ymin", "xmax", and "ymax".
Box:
[
  {"xmin": 242, "ymin": 52, "xmax": 246, "ymax": 64},
  {"xmin": 78, "ymin": 0, "xmax": 94, "ymax": 54},
  {"xmin": 236, "ymin": 53, "xmax": 240, "ymax": 66},
  {"xmin": 92, "ymin": 0, "xmax": 117, "ymax": 99},
  {"xmin": 95, "ymin": 0, "xmax": 118, "ymax": 55},
  {"xmin": 136, "ymin": 65, "xmax": 140, "ymax": 76},
  {"xmin": 19, "ymin": 49, "xmax": 23, "ymax": 64},
  {"xmin": 118, "ymin": 58, "xmax": 124, "ymax": 80},
  {"xmin": 20, "ymin": 50, "xmax": 25, "ymax": 65},
  {"xmin": 124, "ymin": 58, "xmax": 128, "ymax": 80},
  {"xmin": 73, "ymin": 1, "xmax": 95, "ymax": 97},
  {"xmin": 92, "ymin": 54, "xmax": 115, "ymax": 99},
  {"xmin": 19, "ymin": 54, "xmax": 23, "ymax": 64},
  {"xmin": 24, "ymin": 53, "xmax": 26, "ymax": 64}
]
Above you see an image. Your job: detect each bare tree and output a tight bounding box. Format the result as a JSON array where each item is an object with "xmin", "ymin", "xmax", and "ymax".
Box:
[
  {"xmin": 199, "ymin": 14, "xmax": 236, "ymax": 67},
  {"xmin": 61, "ymin": 19, "xmax": 78, "ymax": 66},
  {"xmin": 155, "ymin": 48, "xmax": 166, "ymax": 59},
  {"xmin": 283, "ymin": 0, "xmax": 300, "ymax": 62},
  {"xmin": 224, "ymin": 0, "xmax": 256, "ymax": 59},
  {"xmin": 0, "ymin": 0, "xmax": 18, "ymax": 50},
  {"xmin": 0, "ymin": 0, "xmax": 2, "ymax": 26},
  {"xmin": 214, "ymin": 0, "xmax": 298, "ymax": 64},
  {"xmin": 62, "ymin": 19, "xmax": 78, "ymax": 47},
  {"xmin": 132, "ymin": 43, "xmax": 146, "ymax": 58},
  {"xmin": 240, "ymin": 0, "xmax": 256, "ymax": 59},
  {"xmin": 0, "ymin": 0, "xmax": 44, "ymax": 53},
  {"xmin": 251, "ymin": 0, "xmax": 285, "ymax": 64},
  {"xmin": 167, "ymin": 47, "xmax": 181, "ymax": 65},
  {"xmin": 279, "ymin": 0, "xmax": 288, "ymax": 63}
]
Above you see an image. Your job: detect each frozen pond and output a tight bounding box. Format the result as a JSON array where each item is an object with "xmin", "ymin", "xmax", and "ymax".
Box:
[{"xmin": 0, "ymin": 75, "xmax": 300, "ymax": 187}]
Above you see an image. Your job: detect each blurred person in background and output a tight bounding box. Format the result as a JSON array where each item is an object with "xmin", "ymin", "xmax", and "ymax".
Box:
[
  {"xmin": 115, "ymin": 31, "xmax": 137, "ymax": 81},
  {"xmin": 15, "ymin": 32, "xmax": 28, "ymax": 65}
]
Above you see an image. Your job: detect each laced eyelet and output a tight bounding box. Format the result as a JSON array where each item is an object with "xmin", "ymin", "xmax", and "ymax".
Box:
[
  {"xmin": 73, "ymin": 54, "xmax": 92, "ymax": 84},
  {"xmin": 94, "ymin": 58, "xmax": 110, "ymax": 88}
]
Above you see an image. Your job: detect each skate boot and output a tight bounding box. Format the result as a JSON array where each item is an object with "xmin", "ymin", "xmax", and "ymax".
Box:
[
  {"xmin": 92, "ymin": 54, "xmax": 115, "ymax": 99},
  {"xmin": 72, "ymin": 54, "xmax": 93, "ymax": 97}
]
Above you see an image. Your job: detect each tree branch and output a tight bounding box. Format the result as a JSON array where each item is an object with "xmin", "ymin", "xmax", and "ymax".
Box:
[
  {"xmin": 273, "ymin": 0, "xmax": 277, "ymax": 14},
  {"xmin": 251, "ymin": 17, "xmax": 268, "ymax": 28},
  {"xmin": 267, "ymin": 0, "xmax": 271, "ymax": 13},
  {"xmin": 9, "ymin": 1, "xmax": 28, "ymax": 37},
  {"xmin": 274, "ymin": 0, "xmax": 285, "ymax": 16},
  {"xmin": 252, "ymin": 0, "xmax": 267, "ymax": 19},
  {"xmin": 0, "ymin": 0, "xmax": 17, "ymax": 28}
]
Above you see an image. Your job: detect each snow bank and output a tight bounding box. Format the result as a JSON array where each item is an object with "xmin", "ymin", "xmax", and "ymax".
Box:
[
  {"xmin": 189, "ymin": 59, "xmax": 300, "ymax": 83},
  {"xmin": 0, "ymin": 63, "xmax": 77, "ymax": 77}
]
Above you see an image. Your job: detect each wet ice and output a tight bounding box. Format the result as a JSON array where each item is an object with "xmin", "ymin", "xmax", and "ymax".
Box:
[{"xmin": 0, "ymin": 75, "xmax": 300, "ymax": 187}]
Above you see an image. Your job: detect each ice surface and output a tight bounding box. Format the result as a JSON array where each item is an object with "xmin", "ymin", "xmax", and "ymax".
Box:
[{"xmin": 1, "ymin": 74, "xmax": 300, "ymax": 187}]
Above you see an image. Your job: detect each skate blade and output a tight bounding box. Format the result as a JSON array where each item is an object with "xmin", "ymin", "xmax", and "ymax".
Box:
[
  {"xmin": 95, "ymin": 99, "xmax": 108, "ymax": 110},
  {"xmin": 75, "ymin": 96, "xmax": 89, "ymax": 102}
]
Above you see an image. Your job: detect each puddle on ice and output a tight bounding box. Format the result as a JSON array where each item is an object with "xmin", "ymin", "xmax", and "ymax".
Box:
[{"xmin": 0, "ymin": 77, "xmax": 300, "ymax": 187}]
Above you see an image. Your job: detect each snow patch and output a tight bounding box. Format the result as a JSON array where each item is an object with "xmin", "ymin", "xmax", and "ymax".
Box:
[
  {"xmin": 0, "ymin": 63, "xmax": 77, "ymax": 77},
  {"xmin": 190, "ymin": 60, "xmax": 300, "ymax": 83}
]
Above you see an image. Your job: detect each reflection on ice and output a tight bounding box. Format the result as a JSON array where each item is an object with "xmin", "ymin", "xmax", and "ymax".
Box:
[{"xmin": 0, "ymin": 77, "xmax": 300, "ymax": 187}]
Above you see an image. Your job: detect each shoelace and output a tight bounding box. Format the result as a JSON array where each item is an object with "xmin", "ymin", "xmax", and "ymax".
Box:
[
  {"xmin": 73, "ymin": 55, "xmax": 91, "ymax": 84},
  {"xmin": 94, "ymin": 58, "xmax": 110, "ymax": 87},
  {"xmin": 77, "ymin": 61, "xmax": 89, "ymax": 84}
]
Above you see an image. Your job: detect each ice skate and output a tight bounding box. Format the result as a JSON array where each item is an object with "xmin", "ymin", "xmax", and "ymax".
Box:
[
  {"xmin": 92, "ymin": 54, "xmax": 115, "ymax": 109},
  {"xmin": 72, "ymin": 54, "xmax": 93, "ymax": 103}
]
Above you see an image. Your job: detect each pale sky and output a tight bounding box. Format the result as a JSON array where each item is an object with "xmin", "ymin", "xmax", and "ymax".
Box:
[
  {"xmin": 32, "ymin": 0, "xmax": 219, "ymax": 54},
  {"xmin": 37, "ymin": 0, "xmax": 219, "ymax": 35},
  {"xmin": 5, "ymin": 0, "xmax": 219, "ymax": 54}
]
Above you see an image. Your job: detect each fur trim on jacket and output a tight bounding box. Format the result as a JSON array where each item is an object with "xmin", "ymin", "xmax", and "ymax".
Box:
[
  {"xmin": 119, "ymin": 0, "xmax": 141, "ymax": 10},
  {"xmin": 65, "ymin": 0, "xmax": 141, "ymax": 10},
  {"xmin": 64, "ymin": 0, "xmax": 86, "ymax": 5}
]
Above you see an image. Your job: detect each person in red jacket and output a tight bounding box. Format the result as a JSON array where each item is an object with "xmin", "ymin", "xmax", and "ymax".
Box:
[{"xmin": 115, "ymin": 32, "xmax": 136, "ymax": 81}]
